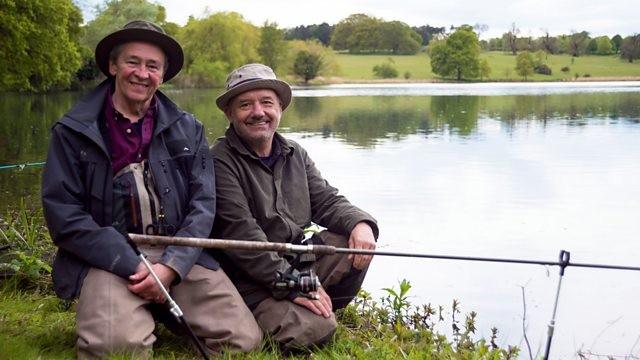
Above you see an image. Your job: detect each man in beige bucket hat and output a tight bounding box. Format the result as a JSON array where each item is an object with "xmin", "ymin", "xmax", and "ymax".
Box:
[
  {"xmin": 210, "ymin": 63, "xmax": 379, "ymax": 350},
  {"xmin": 42, "ymin": 21, "xmax": 261, "ymax": 358}
]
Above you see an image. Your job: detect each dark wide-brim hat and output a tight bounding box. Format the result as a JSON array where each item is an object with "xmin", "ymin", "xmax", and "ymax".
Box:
[
  {"xmin": 95, "ymin": 20, "xmax": 184, "ymax": 82},
  {"xmin": 216, "ymin": 63, "xmax": 292, "ymax": 111}
]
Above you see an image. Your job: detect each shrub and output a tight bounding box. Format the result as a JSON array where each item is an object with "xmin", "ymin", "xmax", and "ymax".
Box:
[
  {"xmin": 534, "ymin": 64, "xmax": 552, "ymax": 75},
  {"xmin": 404, "ymin": 71, "xmax": 411, "ymax": 79},
  {"xmin": 561, "ymin": 66, "xmax": 570, "ymax": 73},
  {"xmin": 293, "ymin": 50, "xmax": 323, "ymax": 83},
  {"xmin": 372, "ymin": 61, "xmax": 399, "ymax": 78}
]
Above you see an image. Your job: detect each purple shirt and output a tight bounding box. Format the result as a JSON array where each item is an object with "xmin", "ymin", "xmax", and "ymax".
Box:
[{"xmin": 104, "ymin": 91, "xmax": 156, "ymax": 174}]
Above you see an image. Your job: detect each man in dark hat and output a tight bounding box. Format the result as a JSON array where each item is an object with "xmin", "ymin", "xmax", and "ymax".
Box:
[
  {"xmin": 42, "ymin": 21, "xmax": 261, "ymax": 358},
  {"xmin": 211, "ymin": 63, "xmax": 379, "ymax": 350}
]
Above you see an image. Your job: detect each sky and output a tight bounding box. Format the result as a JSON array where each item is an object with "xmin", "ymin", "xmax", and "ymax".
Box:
[{"xmin": 79, "ymin": 0, "xmax": 638, "ymax": 39}]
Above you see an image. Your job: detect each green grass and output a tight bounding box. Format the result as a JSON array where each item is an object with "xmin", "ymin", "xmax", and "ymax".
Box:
[
  {"xmin": 0, "ymin": 279, "xmax": 519, "ymax": 360},
  {"xmin": 332, "ymin": 51, "xmax": 640, "ymax": 82},
  {"xmin": 334, "ymin": 53, "xmax": 434, "ymax": 80}
]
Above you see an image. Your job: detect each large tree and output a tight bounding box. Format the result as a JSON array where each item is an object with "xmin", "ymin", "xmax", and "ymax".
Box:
[
  {"xmin": 0, "ymin": 0, "xmax": 83, "ymax": 91},
  {"xmin": 611, "ymin": 34, "xmax": 623, "ymax": 53},
  {"xmin": 429, "ymin": 26, "xmax": 480, "ymax": 81},
  {"xmin": 620, "ymin": 35, "xmax": 640, "ymax": 63},
  {"xmin": 540, "ymin": 29, "xmax": 559, "ymax": 54},
  {"xmin": 595, "ymin": 36, "xmax": 613, "ymax": 55},
  {"xmin": 178, "ymin": 12, "xmax": 259, "ymax": 87},
  {"xmin": 568, "ymin": 30, "xmax": 590, "ymax": 57},
  {"xmin": 331, "ymin": 14, "xmax": 421, "ymax": 54},
  {"xmin": 258, "ymin": 21, "xmax": 287, "ymax": 71},
  {"xmin": 503, "ymin": 23, "xmax": 519, "ymax": 55},
  {"xmin": 81, "ymin": 0, "xmax": 170, "ymax": 50},
  {"xmin": 379, "ymin": 21, "xmax": 422, "ymax": 54}
]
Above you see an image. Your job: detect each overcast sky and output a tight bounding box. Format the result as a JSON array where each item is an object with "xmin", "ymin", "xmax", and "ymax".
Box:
[{"xmin": 80, "ymin": 0, "xmax": 638, "ymax": 39}]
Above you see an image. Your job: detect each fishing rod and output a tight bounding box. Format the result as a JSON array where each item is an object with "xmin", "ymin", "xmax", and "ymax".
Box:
[
  {"xmin": 129, "ymin": 233, "xmax": 640, "ymax": 359},
  {"xmin": 128, "ymin": 233, "xmax": 640, "ymax": 272},
  {"xmin": 0, "ymin": 161, "xmax": 46, "ymax": 170}
]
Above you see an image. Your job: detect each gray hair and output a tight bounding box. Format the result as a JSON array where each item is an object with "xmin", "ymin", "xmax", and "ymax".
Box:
[{"xmin": 108, "ymin": 43, "xmax": 169, "ymax": 75}]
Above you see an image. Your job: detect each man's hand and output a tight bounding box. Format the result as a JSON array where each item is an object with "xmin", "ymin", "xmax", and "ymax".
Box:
[
  {"xmin": 348, "ymin": 222, "xmax": 376, "ymax": 270},
  {"xmin": 128, "ymin": 262, "xmax": 177, "ymax": 303},
  {"xmin": 292, "ymin": 286, "xmax": 332, "ymax": 318}
]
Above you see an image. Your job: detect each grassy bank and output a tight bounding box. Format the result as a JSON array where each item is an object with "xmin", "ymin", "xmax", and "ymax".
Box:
[
  {"xmin": 0, "ymin": 205, "xmax": 520, "ymax": 359},
  {"xmin": 328, "ymin": 51, "xmax": 640, "ymax": 82}
]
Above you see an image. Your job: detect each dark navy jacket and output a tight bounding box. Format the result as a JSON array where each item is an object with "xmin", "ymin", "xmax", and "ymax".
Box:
[{"xmin": 42, "ymin": 80, "xmax": 218, "ymax": 299}]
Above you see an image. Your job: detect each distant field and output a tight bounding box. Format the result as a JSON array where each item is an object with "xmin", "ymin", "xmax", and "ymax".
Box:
[{"xmin": 332, "ymin": 51, "xmax": 640, "ymax": 82}]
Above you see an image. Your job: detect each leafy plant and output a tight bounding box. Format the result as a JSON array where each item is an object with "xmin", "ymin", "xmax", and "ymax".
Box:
[
  {"xmin": 340, "ymin": 279, "xmax": 520, "ymax": 358},
  {"xmin": 381, "ymin": 278, "xmax": 412, "ymax": 324},
  {"xmin": 0, "ymin": 200, "xmax": 53, "ymax": 290},
  {"xmin": 372, "ymin": 59, "xmax": 399, "ymax": 78}
]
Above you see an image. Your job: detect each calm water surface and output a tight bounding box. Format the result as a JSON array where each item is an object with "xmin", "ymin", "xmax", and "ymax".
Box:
[{"xmin": 1, "ymin": 83, "xmax": 640, "ymax": 358}]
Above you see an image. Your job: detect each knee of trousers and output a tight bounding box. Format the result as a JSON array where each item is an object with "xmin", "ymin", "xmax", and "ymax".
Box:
[
  {"xmin": 77, "ymin": 331, "xmax": 154, "ymax": 359},
  {"xmin": 282, "ymin": 315, "xmax": 337, "ymax": 350},
  {"xmin": 226, "ymin": 321, "xmax": 263, "ymax": 353}
]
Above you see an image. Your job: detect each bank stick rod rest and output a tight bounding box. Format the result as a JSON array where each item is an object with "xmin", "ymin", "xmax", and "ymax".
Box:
[
  {"xmin": 124, "ymin": 234, "xmax": 210, "ymax": 360},
  {"xmin": 543, "ymin": 250, "xmax": 570, "ymax": 360}
]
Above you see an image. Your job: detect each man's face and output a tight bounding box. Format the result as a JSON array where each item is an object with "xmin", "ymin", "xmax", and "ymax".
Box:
[
  {"xmin": 225, "ymin": 89, "xmax": 282, "ymax": 154},
  {"xmin": 109, "ymin": 41, "xmax": 164, "ymax": 107}
]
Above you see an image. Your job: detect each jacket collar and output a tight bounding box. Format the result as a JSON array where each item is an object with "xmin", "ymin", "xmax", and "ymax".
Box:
[
  {"xmin": 58, "ymin": 79, "xmax": 184, "ymax": 154},
  {"xmin": 224, "ymin": 125, "xmax": 293, "ymax": 160}
]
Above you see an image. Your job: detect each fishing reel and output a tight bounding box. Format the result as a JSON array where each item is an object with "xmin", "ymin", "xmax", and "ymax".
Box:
[{"xmin": 274, "ymin": 268, "xmax": 319, "ymax": 299}]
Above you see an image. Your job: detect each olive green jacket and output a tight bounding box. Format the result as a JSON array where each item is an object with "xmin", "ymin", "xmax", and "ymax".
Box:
[{"xmin": 210, "ymin": 126, "xmax": 378, "ymax": 306}]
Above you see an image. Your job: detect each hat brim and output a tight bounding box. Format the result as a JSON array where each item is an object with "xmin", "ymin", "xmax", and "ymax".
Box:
[
  {"xmin": 216, "ymin": 79, "xmax": 292, "ymax": 111},
  {"xmin": 95, "ymin": 28, "xmax": 184, "ymax": 82}
]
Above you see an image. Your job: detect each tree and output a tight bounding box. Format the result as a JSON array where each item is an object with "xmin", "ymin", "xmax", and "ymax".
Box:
[
  {"xmin": 331, "ymin": 14, "xmax": 421, "ymax": 54},
  {"xmin": 503, "ymin": 23, "xmax": 519, "ymax": 55},
  {"xmin": 293, "ymin": 50, "xmax": 322, "ymax": 84},
  {"xmin": 0, "ymin": 0, "xmax": 83, "ymax": 91},
  {"xmin": 479, "ymin": 58, "xmax": 491, "ymax": 80},
  {"xmin": 540, "ymin": 29, "xmax": 559, "ymax": 54},
  {"xmin": 258, "ymin": 21, "xmax": 287, "ymax": 71},
  {"xmin": 429, "ymin": 26, "xmax": 481, "ymax": 81},
  {"xmin": 515, "ymin": 51, "xmax": 534, "ymax": 80},
  {"xmin": 285, "ymin": 23, "xmax": 332, "ymax": 45},
  {"xmin": 587, "ymin": 38, "xmax": 598, "ymax": 54},
  {"xmin": 81, "ymin": 0, "xmax": 168, "ymax": 50},
  {"xmin": 595, "ymin": 36, "xmax": 613, "ymax": 55},
  {"xmin": 620, "ymin": 35, "xmax": 640, "ymax": 63},
  {"xmin": 332, "ymin": 14, "xmax": 384, "ymax": 53},
  {"xmin": 379, "ymin": 21, "xmax": 422, "ymax": 54},
  {"xmin": 473, "ymin": 23, "xmax": 489, "ymax": 38},
  {"xmin": 411, "ymin": 25, "xmax": 445, "ymax": 46},
  {"xmin": 568, "ymin": 30, "xmax": 589, "ymax": 57},
  {"xmin": 284, "ymin": 39, "xmax": 338, "ymax": 79},
  {"xmin": 611, "ymin": 34, "xmax": 623, "ymax": 53},
  {"xmin": 178, "ymin": 12, "xmax": 259, "ymax": 87}
]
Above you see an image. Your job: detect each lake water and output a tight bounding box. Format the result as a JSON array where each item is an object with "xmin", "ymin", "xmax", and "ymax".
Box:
[{"xmin": 2, "ymin": 82, "xmax": 640, "ymax": 358}]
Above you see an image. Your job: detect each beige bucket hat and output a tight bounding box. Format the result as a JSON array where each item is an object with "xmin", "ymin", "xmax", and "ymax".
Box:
[{"xmin": 216, "ymin": 63, "xmax": 292, "ymax": 111}]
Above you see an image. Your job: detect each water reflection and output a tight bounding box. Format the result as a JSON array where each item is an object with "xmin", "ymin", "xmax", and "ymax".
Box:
[{"xmin": 1, "ymin": 90, "xmax": 640, "ymax": 209}]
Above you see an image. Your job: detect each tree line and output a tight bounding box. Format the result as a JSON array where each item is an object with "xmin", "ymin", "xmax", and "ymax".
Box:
[
  {"xmin": 1, "ymin": 0, "xmax": 639, "ymax": 92},
  {"xmin": 484, "ymin": 23, "xmax": 639, "ymax": 61}
]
